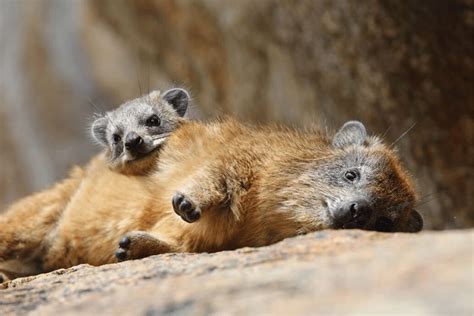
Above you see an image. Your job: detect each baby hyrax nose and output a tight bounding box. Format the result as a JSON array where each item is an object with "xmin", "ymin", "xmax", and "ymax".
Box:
[
  {"xmin": 333, "ymin": 200, "xmax": 373, "ymax": 229},
  {"xmin": 124, "ymin": 132, "xmax": 143, "ymax": 151}
]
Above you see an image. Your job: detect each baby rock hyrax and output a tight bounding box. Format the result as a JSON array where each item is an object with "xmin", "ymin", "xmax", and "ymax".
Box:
[{"xmin": 91, "ymin": 88, "xmax": 189, "ymax": 175}]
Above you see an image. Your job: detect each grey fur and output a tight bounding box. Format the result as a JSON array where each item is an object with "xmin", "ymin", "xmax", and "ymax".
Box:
[
  {"xmin": 280, "ymin": 120, "xmax": 422, "ymax": 233},
  {"xmin": 91, "ymin": 88, "xmax": 189, "ymax": 166}
]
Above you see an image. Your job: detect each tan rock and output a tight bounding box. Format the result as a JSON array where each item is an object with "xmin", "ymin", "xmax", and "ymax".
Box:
[{"xmin": 1, "ymin": 229, "xmax": 472, "ymax": 315}]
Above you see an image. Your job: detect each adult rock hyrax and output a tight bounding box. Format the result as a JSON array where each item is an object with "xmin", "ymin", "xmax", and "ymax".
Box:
[
  {"xmin": 115, "ymin": 119, "xmax": 422, "ymax": 260},
  {"xmin": 0, "ymin": 117, "xmax": 422, "ymax": 276}
]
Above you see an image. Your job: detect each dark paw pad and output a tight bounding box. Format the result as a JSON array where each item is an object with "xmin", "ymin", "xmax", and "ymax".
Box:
[
  {"xmin": 115, "ymin": 236, "xmax": 131, "ymax": 262},
  {"xmin": 115, "ymin": 248, "xmax": 128, "ymax": 261},
  {"xmin": 172, "ymin": 192, "xmax": 201, "ymax": 223},
  {"xmin": 119, "ymin": 236, "xmax": 131, "ymax": 249}
]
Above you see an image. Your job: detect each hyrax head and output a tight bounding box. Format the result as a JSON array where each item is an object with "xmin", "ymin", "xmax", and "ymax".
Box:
[
  {"xmin": 285, "ymin": 121, "xmax": 423, "ymax": 233},
  {"xmin": 91, "ymin": 88, "xmax": 189, "ymax": 170}
]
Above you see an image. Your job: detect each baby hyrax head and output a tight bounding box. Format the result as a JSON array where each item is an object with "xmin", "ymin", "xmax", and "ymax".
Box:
[
  {"xmin": 284, "ymin": 121, "xmax": 423, "ymax": 233},
  {"xmin": 91, "ymin": 88, "xmax": 189, "ymax": 172}
]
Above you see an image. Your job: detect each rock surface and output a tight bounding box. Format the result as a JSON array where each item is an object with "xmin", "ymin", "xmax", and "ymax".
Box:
[{"xmin": 1, "ymin": 229, "xmax": 472, "ymax": 315}]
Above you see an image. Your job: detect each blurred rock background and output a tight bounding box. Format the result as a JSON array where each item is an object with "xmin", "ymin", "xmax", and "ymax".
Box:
[{"xmin": 0, "ymin": 0, "xmax": 472, "ymax": 229}]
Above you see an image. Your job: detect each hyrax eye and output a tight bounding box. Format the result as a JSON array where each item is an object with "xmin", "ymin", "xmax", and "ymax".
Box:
[
  {"xmin": 344, "ymin": 170, "xmax": 359, "ymax": 182},
  {"xmin": 113, "ymin": 134, "xmax": 121, "ymax": 143},
  {"xmin": 146, "ymin": 115, "xmax": 161, "ymax": 127}
]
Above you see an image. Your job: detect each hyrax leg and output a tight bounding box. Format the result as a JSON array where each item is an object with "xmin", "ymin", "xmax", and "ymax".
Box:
[
  {"xmin": 115, "ymin": 231, "xmax": 176, "ymax": 261},
  {"xmin": 0, "ymin": 168, "xmax": 83, "ymax": 261},
  {"xmin": 0, "ymin": 260, "xmax": 42, "ymax": 281},
  {"xmin": 172, "ymin": 167, "xmax": 243, "ymax": 223}
]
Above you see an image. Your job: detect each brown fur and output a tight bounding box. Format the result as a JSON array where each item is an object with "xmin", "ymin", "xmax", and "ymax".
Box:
[
  {"xmin": 0, "ymin": 167, "xmax": 85, "ymax": 279},
  {"xmin": 0, "ymin": 119, "xmax": 419, "ymax": 275}
]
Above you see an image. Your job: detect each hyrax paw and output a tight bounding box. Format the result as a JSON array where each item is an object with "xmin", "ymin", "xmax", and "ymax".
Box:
[
  {"xmin": 115, "ymin": 235, "xmax": 132, "ymax": 262},
  {"xmin": 172, "ymin": 192, "xmax": 201, "ymax": 223},
  {"xmin": 115, "ymin": 231, "xmax": 171, "ymax": 262}
]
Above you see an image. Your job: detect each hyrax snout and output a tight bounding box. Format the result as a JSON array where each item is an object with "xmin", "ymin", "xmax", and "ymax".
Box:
[
  {"xmin": 124, "ymin": 131, "xmax": 147, "ymax": 154},
  {"xmin": 331, "ymin": 199, "xmax": 373, "ymax": 229}
]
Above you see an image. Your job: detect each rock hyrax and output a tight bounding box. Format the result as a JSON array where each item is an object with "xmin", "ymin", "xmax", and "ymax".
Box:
[{"xmin": 91, "ymin": 88, "xmax": 189, "ymax": 175}]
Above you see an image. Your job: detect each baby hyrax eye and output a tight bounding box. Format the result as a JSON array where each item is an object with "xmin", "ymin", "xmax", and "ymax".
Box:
[
  {"xmin": 146, "ymin": 114, "xmax": 161, "ymax": 127},
  {"xmin": 113, "ymin": 134, "xmax": 122, "ymax": 144},
  {"xmin": 344, "ymin": 169, "xmax": 359, "ymax": 182}
]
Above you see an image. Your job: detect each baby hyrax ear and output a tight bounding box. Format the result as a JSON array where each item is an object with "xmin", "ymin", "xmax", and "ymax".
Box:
[
  {"xmin": 402, "ymin": 210, "xmax": 424, "ymax": 233},
  {"xmin": 333, "ymin": 120, "xmax": 367, "ymax": 148},
  {"xmin": 91, "ymin": 116, "xmax": 109, "ymax": 146},
  {"xmin": 161, "ymin": 88, "xmax": 190, "ymax": 117}
]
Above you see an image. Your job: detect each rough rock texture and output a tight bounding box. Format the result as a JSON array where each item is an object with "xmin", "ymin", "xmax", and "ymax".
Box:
[
  {"xmin": 0, "ymin": 0, "xmax": 472, "ymax": 229},
  {"xmin": 0, "ymin": 230, "xmax": 472, "ymax": 315}
]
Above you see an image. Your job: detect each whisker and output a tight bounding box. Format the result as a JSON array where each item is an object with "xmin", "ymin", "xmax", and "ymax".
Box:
[
  {"xmin": 390, "ymin": 122, "xmax": 417, "ymax": 148},
  {"xmin": 418, "ymin": 191, "xmax": 439, "ymax": 202},
  {"xmin": 135, "ymin": 53, "xmax": 142, "ymax": 96},
  {"xmin": 86, "ymin": 98, "xmax": 117, "ymax": 130},
  {"xmin": 381, "ymin": 125, "xmax": 391, "ymax": 139},
  {"xmin": 86, "ymin": 97, "xmax": 104, "ymax": 114},
  {"xmin": 416, "ymin": 197, "xmax": 437, "ymax": 208},
  {"xmin": 136, "ymin": 69, "xmax": 142, "ymax": 96},
  {"xmin": 147, "ymin": 59, "xmax": 151, "ymax": 94}
]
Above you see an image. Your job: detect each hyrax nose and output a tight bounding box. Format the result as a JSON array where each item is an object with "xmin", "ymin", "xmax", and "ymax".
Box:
[
  {"xmin": 124, "ymin": 132, "xmax": 143, "ymax": 151},
  {"xmin": 334, "ymin": 200, "xmax": 373, "ymax": 228}
]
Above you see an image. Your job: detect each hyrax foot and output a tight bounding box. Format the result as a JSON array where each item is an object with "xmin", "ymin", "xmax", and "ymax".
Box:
[
  {"xmin": 115, "ymin": 231, "xmax": 172, "ymax": 262},
  {"xmin": 172, "ymin": 192, "xmax": 201, "ymax": 223}
]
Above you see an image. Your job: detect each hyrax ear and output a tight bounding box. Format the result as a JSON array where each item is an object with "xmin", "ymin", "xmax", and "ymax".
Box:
[
  {"xmin": 91, "ymin": 117, "xmax": 109, "ymax": 146},
  {"xmin": 332, "ymin": 120, "xmax": 367, "ymax": 148},
  {"xmin": 162, "ymin": 88, "xmax": 189, "ymax": 117},
  {"xmin": 402, "ymin": 210, "xmax": 424, "ymax": 233}
]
